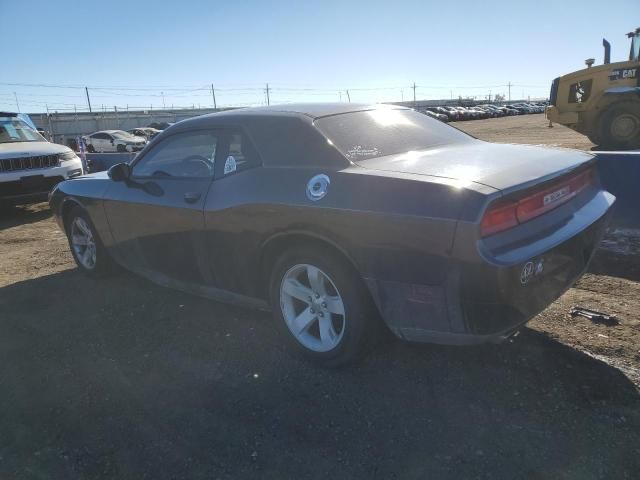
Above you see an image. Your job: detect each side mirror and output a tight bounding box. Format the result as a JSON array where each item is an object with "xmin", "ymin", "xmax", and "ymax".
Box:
[{"xmin": 108, "ymin": 162, "xmax": 131, "ymax": 182}]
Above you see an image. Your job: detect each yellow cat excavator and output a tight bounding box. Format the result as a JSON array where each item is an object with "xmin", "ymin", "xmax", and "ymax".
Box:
[{"xmin": 546, "ymin": 28, "xmax": 640, "ymax": 149}]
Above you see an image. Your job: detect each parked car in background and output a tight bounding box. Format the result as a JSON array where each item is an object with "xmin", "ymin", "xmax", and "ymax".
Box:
[
  {"xmin": 84, "ymin": 130, "xmax": 146, "ymax": 153},
  {"xmin": 0, "ymin": 112, "xmax": 83, "ymax": 205},
  {"xmin": 147, "ymin": 122, "xmax": 174, "ymax": 130},
  {"xmin": 479, "ymin": 105, "xmax": 502, "ymax": 117},
  {"xmin": 50, "ymin": 103, "xmax": 614, "ymax": 366},
  {"xmin": 423, "ymin": 109, "xmax": 448, "ymax": 122},
  {"xmin": 442, "ymin": 106, "xmax": 461, "ymax": 121},
  {"xmin": 127, "ymin": 127, "xmax": 161, "ymax": 141},
  {"xmin": 431, "ymin": 106, "xmax": 453, "ymax": 120}
]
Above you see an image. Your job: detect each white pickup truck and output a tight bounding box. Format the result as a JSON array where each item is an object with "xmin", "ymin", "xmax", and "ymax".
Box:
[{"xmin": 0, "ymin": 113, "xmax": 84, "ymax": 205}]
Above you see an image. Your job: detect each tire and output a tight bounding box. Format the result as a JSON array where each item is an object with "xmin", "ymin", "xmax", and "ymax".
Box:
[
  {"xmin": 269, "ymin": 245, "xmax": 380, "ymax": 367},
  {"xmin": 117, "ymin": 144, "xmax": 127, "ymax": 153},
  {"xmin": 87, "ymin": 144, "xmax": 95, "ymax": 153},
  {"xmin": 587, "ymin": 133, "xmax": 601, "ymax": 146},
  {"xmin": 599, "ymin": 102, "xmax": 640, "ymax": 150},
  {"xmin": 65, "ymin": 206, "xmax": 114, "ymax": 276}
]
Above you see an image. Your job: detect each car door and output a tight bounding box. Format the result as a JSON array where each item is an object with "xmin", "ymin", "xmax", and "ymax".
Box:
[
  {"xmin": 104, "ymin": 133, "xmax": 117, "ymax": 152},
  {"xmin": 102, "ymin": 128, "xmax": 221, "ymax": 285},
  {"xmin": 97, "ymin": 132, "xmax": 111, "ymax": 152},
  {"xmin": 89, "ymin": 133, "xmax": 102, "ymax": 151}
]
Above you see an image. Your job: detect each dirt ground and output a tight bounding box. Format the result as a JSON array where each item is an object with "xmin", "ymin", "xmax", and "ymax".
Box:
[
  {"xmin": 452, "ymin": 113, "xmax": 595, "ymax": 150},
  {"xmin": 0, "ymin": 115, "xmax": 638, "ymax": 479}
]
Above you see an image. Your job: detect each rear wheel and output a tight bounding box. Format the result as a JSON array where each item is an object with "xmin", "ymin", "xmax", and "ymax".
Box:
[
  {"xmin": 117, "ymin": 144, "xmax": 127, "ymax": 153},
  {"xmin": 87, "ymin": 144, "xmax": 95, "ymax": 153},
  {"xmin": 269, "ymin": 246, "xmax": 379, "ymax": 367},
  {"xmin": 599, "ymin": 103, "xmax": 640, "ymax": 149},
  {"xmin": 65, "ymin": 206, "xmax": 114, "ymax": 276},
  {"xmin": 587, "ymin": 133, "xmax": 601, "ymax": 146}
]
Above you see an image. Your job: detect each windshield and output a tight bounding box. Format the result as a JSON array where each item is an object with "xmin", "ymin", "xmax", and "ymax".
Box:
[
  {"xmin": 631, "ymin": 33, "xmax": 640, "ymax": 61},
  {"xmin": 0, "ymin": 117, "xmax": 46, "ymax": 144},
  {"xmin": 314, "ymin": 108, "xmax": 472, "ymax": 161}
]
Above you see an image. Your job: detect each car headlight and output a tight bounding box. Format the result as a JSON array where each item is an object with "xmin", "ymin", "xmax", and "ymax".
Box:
[{"xmin": 58, "ymin": 151, "xmax": 79, "ymax": 162}]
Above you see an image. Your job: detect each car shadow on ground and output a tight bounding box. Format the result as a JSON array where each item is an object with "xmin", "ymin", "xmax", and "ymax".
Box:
[
  {"xmin": 0, "ymin": 202, "xmax": 51, "ymax": 231},
  {"xmin": 0, "ymin": 269, "xmax": 638, "ymax": 479}
]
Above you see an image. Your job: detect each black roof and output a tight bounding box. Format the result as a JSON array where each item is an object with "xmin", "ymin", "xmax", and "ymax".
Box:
[
  {"xmin": 198, "ymin": 103, "xmax": 409, "ymax": 120},
  {"xmin": 165, "ymin": 103, "xmax": 411, "ymax": 169}
]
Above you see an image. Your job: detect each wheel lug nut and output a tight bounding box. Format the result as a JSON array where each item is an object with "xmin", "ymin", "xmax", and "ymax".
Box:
[
  {"xmin": 315, "ymin": 293, "xmax": 320, "ymax": 299},
  {"xmin": 308, "ymin": 296, "xmax": 313, "ymax": 302},
  {"xmin": 321, "ymin": 302, "xmax": 327, "ymax": 308},
  {"xmin": 310, "ymin": 308, "xmax": 315, "ymax": 314},
  {"xmin": 319, "ymin": 312, "xmax": 324, "ymax": 317}
]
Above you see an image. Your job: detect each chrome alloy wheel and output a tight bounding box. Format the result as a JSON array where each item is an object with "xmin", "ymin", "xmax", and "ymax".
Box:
[
  {"xmin": 279, "ymin": 263, "xmax": 346, "ymax": 352},
  {"xmin": 71, "ymin": 217, "xmax": 97, "ymax": 270}
]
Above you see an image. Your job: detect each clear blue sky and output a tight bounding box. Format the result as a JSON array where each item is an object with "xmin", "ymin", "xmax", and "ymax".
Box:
[{"xmin": 1, "ymin": 0, "xmax": 637, "ymax": 112}]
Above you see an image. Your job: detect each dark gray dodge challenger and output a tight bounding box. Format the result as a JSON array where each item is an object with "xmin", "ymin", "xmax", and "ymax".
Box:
[{"xmin": 50, "ymin": 103, "xmax": 615, "ymax": 366}]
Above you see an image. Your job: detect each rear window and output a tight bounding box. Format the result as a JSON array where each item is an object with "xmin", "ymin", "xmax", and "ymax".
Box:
[{"xmin": 314, "ymin": 108, "xmax": 472, "ymax": 161}]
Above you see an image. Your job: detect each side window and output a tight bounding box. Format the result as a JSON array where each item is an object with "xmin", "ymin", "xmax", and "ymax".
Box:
[
  {"xmin": 221, "ymin": 132, "xmax": 260, "ymax": 177},
  {"xmin": 133, "ymin": 130, "xmax": 218, "ymax": 178}
]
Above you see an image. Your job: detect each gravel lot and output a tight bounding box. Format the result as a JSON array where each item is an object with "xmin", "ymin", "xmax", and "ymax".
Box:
[{"xmin": 0, "ymin": 114, "xmax": 638, "ymax": 479}]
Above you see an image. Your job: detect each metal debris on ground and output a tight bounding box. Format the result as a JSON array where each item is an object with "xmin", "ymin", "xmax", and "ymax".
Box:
[{"xmin": 570, "ymin": 307, "xmax": 619, "ymax": 326}]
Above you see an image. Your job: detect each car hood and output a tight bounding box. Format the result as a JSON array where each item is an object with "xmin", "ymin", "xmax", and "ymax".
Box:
[
  {"xmin": 0, "ymin": 141, "xmax": 72, "ymax": 160},
  {"xmin": 354, "ymin": 141, "xmax": 594, "ymax": 191}
]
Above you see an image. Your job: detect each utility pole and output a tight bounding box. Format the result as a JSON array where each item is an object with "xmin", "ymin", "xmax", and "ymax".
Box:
[
  {"xmin": 489, "ymin": 90, "xmax": 492, "ymax": 103},
  {"xmin": 13, "ymin": 92, "xmax": 20, "ymax": 112},
  {"xmin": 339, "ymin": 91, "xmax": 342, "ymax": 102},
  {"xmin": 211, "ymin": 84, "xmax": 217, "ymax": 109},
  {"xmin": 507, "ymin": 82, "xmax": 511, "ymax": 102},
  {"xmin": 85, "ymin": 87, "xmax": 92, "ymax": 113},
  {"xmin": 161, "ymin": 91, "xmax": 165, "ymax": 109},
  {"xmin": 265, "ymin": 83, "xmax": 270, "ymax": 105},
  {"xmin": 45, "ymin": 104, "xmax": 54, "ymax": 139},
  {"xmin": 346, "ymin": 90, "xmax": 351, "ymax": 102},
  {"xmin": 412, "ymin": 82, "xmax": 416, "ymax": 106}
]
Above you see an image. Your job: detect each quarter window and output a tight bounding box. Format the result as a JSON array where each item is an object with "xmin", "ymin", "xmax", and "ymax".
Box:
[
  {"xmin": 133, "ymin": 130, "xmax": 218, "ymax": 178},
  {"xmin": 221, "ymin": 132, "xmax": 260, "ymax": 177}
]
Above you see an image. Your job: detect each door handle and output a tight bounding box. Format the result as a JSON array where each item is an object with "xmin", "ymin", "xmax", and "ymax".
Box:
[{"xmin": 183, "ymin": 192, "xmax": 201, "ymax": 204}]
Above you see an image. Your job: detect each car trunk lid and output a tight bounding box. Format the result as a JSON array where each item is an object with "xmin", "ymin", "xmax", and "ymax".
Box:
[{"xmin": 353, "ymin": 141, "xmax": 595, "ymax": 192}]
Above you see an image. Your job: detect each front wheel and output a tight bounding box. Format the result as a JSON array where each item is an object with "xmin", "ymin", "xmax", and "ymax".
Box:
[
  {"xmin": 599, "ymin": 103, "xmax": 640, "ymax": 149},
  {"xmin": 269, "ymin": 246, "xmax": 380, "ymax": 367},
  {"xmin": 66, "ymin": 206, "xmax": 114, "ymax": 276}
]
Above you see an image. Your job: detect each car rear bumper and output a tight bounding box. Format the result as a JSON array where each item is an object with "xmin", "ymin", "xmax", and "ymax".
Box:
[{"xmin": 366, "ymin": 191, "xmax": 614, "ymax": 345}]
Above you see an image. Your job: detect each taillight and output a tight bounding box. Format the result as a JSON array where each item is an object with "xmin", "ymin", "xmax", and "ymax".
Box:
[
  {"xmin": 480, "ymin": 168, "xmax": 594, "ymax": 237},
  {"xmin": 480, "ymin": 200, "xmax": 518, "ymax": 237}
]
